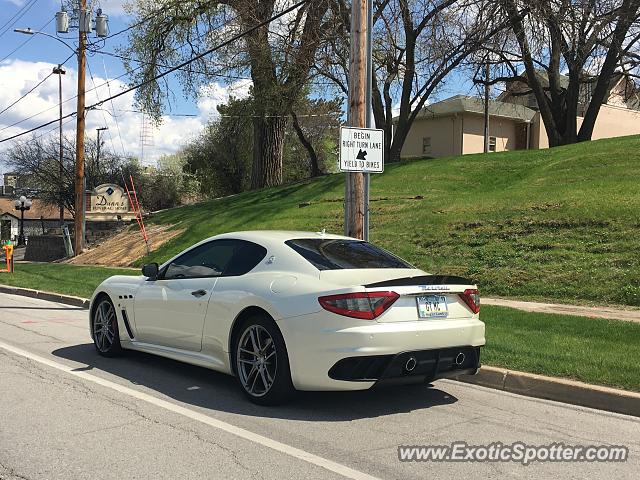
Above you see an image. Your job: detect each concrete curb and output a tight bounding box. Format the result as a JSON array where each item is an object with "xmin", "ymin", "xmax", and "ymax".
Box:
[
  {"xmin": 0, "ymin": 284, "xmax": 89, "ymax": 309},
  {"xmin": 1, "ymin": 285, "xmax": 639, "ymax": 417},
  {"xmin": 456, "ymin": 366, "xmax": 640, "ymax": 418}
]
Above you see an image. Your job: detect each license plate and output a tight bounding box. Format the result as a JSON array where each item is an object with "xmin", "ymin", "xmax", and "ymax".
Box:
[{"xmin": 416, "ymin": 295, "xmax": 448, "ymax": 318}]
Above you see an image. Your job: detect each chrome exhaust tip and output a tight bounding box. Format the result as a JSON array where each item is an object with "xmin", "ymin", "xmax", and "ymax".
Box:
[
  {"xmin": 405, "ymin": 357, "xmax": 417, "ymax": 372},
  {"xmin": 455, "ymin": 353, "xmax": 466, "ymax": 366}
]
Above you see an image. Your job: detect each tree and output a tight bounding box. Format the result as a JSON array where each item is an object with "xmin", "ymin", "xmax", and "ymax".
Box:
[
  {"xmin": 289, "ymin": 96, "xmax": 342, "ymax": 177},
  {"xmin": 3, "ymin": 134, "xmax": 127, "ymax": 217},
  {"xmin": 184, "ymin": 94, "xmax": 341, "ymax": 197},
  {"xmin": 184, "ymin": 96, "xmax": 255, "ymax": 198},
  {"xmin": 123, "ymin": 0, "xmax": 332, "ymax": 189},
  {"xmin": 485, "ymin": 0, "xmax": 640, "ymax": 146},
  {"xmin": 319, "ymin": 0, "xmax": 501, "ymax": 162}
]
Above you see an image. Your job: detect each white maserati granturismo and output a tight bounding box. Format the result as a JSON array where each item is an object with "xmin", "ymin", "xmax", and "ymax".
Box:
[{"xmin": 90, "ymin": 231, "xmax": 485, "ymax": 404}]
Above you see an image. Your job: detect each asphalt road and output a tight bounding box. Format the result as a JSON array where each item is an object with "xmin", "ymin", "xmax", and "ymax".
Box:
[{"xmin": 0, "ymin": 292, "xmax": 638, "ymax": 480}]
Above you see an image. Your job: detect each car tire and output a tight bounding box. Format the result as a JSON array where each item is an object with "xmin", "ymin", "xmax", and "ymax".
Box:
[
  {"xmin": 233, "ymin": 314, "xmax": 294, "ymax": 405},
  {"xmin": 92, "ymin": 295, "xmax": 122, "ymax": 357}
]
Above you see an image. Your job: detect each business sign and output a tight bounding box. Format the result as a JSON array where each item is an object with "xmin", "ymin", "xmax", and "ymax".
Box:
[
  {"xmin": 340, "ymin": 126, "xmax": 384, "ymax": 173},
  {"xmin": 90, "ymin": 184, "xmax": 130, "ymax": 213}
]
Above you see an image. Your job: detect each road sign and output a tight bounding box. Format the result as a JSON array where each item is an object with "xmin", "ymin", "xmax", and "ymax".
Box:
[{"xmin": 340, "ymin": 126, "xmax": 384, "ymax": 173}]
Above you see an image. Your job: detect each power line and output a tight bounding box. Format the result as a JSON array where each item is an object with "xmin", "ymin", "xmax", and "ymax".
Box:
[
  {"xmin": 86, "ymin": 47, "xmax": 252, "ymax": 81},
  {"xmin": 87, "ymin": 60, "xmax": 119, "ymax": 159},
  {"xmin": 0, "ymin": 72, "xmax": 53, "ymax": 115},
  {"xmin": 0, "ymin": 0, "xmax": 310, "ymax": 144},
  {"xmin": 0, "ymin": 68, "xmax": 136, "ymax": 134},
  {"xmin": 0, "ymin": 0, "xmax": 39, "ymax": 39},
  {"xmin": 5, "ymin": 114, "xmax": 76, "ymax": 152},
  {"xmin": 0, "ymin": 51, "xmax": 75, "ymax": 119},
  {"xmin": 102, "ymin": 5, "xmax": 172, "ymax": 40},
  {"xmin": 0, "ymin": 17, "xmax": 54, "ymax": 63},
  {"xmin": 0, "ymin": 4, "xmax": 243, "ymax": 133},
  {"xmin": 101, "ymin": 58, "xmax": 127, "ymax": 158}
]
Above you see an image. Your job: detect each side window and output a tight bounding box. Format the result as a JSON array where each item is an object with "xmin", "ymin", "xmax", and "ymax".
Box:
[
  {"xmin": 422, "ymin": 137, "xmax": 432, "ymax": 155},
  {"xmin": 488, "ymin": 136, "xmax": 497, "ymax": 152},
  {"xmin": 163, "ymin": 240, "xmax": 237, "ymax": 279},
  {"xmin": 224, "ymin": 241, "xmax": 267, "ymax": 276}
]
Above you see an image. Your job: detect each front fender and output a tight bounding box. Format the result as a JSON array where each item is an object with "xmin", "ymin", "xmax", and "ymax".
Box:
[{"xmin": 89, "ymin": 275, "xmax": 145, "ymax": 341}]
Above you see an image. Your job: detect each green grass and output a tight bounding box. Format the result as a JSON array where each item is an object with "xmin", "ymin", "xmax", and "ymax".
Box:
[
  {"xmin": 1, "ymin": 263, "xmax": 138, "ymax": 298},
  {"xmin": 138, "ymin": 135, "xmax": 640, "ymax": 307},
  {"xmin": 482, "ymin": 305, "xmax": 640, "ymax": 392}
]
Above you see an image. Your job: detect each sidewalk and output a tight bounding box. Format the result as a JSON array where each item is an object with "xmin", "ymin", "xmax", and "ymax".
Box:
[{"xmin": 484, "ymin": 297, "xmax": 640, "ymax": 323}]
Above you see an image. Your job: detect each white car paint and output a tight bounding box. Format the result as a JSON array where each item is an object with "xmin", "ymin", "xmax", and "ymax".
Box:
[{"xmin": 90, "ymin": 230, "xmax": 485, "ymax": 391}]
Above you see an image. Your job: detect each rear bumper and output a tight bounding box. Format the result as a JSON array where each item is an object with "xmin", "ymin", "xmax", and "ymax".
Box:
[
  {"xmin": 329, "ymin": 346, "xmax": 481, "ymax": 386},
  {"xmin": 277, "ymin": 312, "xmax": 485, "ymax": 391}
]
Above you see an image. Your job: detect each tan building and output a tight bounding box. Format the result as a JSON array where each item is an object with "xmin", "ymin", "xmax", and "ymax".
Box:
[
  {"xmin": 401, "ymin": 75, "xmax": 640, "ymax": 158},
  {"xmin": 401, "ymin": 96, "xmax": 536, "ymax": 158}
]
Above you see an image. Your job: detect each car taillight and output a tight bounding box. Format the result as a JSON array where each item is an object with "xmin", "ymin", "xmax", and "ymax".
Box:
[
  {"xmin": 459, "ymin": 288, "xmax": 480, "ymax": 314},
  {"xmin": 318, "ymin": 291, "xmax": 399, "ymax": 320}
]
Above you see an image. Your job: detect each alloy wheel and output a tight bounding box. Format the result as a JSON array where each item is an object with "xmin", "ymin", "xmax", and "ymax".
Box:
[
  {"xmin": 93, "ymin": 299, "xmax": 116, "ymax": 353},
  {"xmin": 236, "ymin": 325, "xmax": 277, "ymax": 397}
]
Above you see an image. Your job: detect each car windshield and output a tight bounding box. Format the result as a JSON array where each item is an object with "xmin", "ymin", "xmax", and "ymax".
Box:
[{"xmin": 285, "ymin": 238, "xmax": 413, "ymax": 270}]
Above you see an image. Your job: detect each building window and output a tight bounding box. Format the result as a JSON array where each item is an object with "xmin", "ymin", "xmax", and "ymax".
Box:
[
  {"xmin": 489, "ymin": 136, "xmax": 497, "ymax": 152},
  {"xmin": 422, "ymin": 137, "xmax": 432, "ymax": 155}
]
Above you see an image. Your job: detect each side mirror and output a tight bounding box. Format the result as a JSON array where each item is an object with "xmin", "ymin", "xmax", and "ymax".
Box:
[{"xmin": 142, "ymin": 262, "xmax": 159, "ymax": 280}]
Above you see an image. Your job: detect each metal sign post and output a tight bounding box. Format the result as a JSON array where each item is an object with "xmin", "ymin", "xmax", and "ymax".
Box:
[{"xmin": 364, "ymin": 0, "xmax": 373, "ymax": 242}]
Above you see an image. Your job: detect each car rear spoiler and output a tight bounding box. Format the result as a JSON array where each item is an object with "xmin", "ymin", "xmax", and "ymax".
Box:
[{"xmin": 363, "ymin": 275, "xmax": 475, "ymax": 288}]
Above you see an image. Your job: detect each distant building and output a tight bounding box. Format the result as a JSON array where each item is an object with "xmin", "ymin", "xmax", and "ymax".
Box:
[
  {"xmin": 400, "ymin": 73, "xmax": 640, "ymax": 158},
  {"xmin": 0, "ymin": 198, "xmax": 73, "ymax": 243},
  {"xmin": 1, "ymin": 172, "xmax": 39, "ymax": 197},
  {"xmin": 401, "ymin": 95, "xmax": 535, "ymax": 158},
  {"xmin": 3, "ymin": 172, "xmax": 18, "ymax": 188}
]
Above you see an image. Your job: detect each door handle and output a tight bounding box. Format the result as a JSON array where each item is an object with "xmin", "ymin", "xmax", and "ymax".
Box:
[{"xmin": 191, "ymin": 289, "xmax": 207, "ymax": 298}]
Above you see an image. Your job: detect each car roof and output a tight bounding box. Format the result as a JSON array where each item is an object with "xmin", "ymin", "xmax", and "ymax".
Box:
[
  {"xmin": 159, "ymin": 230, "xmax": 360, "ymax": 270},
  {"xmin": 210, "ymin": 230, "xmax": 355, "ymax": 244}
]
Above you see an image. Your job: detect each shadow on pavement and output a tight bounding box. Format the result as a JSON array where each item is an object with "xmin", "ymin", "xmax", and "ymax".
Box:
[{"xmin": 52, "ymin": 343, "xmax": 458, "ymax": 421}]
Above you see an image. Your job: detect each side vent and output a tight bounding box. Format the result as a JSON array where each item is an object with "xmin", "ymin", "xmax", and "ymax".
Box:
[{"xmin": 121, "ymin": 309, "xmax": 135, "ymax": 339}]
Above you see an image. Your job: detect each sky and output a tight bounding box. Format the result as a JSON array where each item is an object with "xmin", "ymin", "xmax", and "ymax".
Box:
[
  {"xmin": 0, "ymin": 0, "xmax": 479, "ymax": 182},
  {"xmin": 0, "ymin": 0, "xmax": 253, "ymax": 178}
]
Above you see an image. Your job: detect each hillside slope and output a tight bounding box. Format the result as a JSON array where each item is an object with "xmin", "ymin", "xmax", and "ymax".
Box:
[{"xmin": 139, "ymin": 135, "xmax": 640, "ymax": 306}]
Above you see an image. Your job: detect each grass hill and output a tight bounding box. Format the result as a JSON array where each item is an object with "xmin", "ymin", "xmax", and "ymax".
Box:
[{"xmin": 139, "ymin": 135, "xmax": 640, "ymax": 307}]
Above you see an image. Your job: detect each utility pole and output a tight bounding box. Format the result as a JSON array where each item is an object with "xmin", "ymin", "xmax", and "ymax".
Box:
[
  {"xmin": 74, "ymin": 0, "xmax": 87, "ymax": 255},
  {"xmin": 345, "ymin": 0, "xmax": 368, "ymax": 239},
  {"xmin": 53, "ymin": 65, "xmax": 65, "ymax": 224},
  {"xmin": 16, "ymin": 4, "xmax": 108, "ymax": 250},
  {"xmin": 483, "ymin": 59, "xmax": 490, "ymax": 153},
  {"xmin": 96, "ymin": 126, "xmax": 108, "ymax": 174}
]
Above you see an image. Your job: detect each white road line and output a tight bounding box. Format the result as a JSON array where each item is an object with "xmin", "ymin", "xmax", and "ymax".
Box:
[{"xmin": 0, "ymin": 340, "xmax": 381, "ymax": 480}]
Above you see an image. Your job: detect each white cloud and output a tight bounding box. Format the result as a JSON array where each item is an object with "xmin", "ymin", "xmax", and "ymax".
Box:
[
  {"xmin": 97, "ymin": 0, "xmax": 129, "ymax": 17},
  {"xmin": 0, "ymin": 58, "xmax": 252, "ymax": 170}
]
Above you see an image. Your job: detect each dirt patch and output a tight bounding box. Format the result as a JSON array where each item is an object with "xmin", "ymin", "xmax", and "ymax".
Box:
[{"xmin": 66, "ymin": 224, "xmax": 183, "ymax": 267}]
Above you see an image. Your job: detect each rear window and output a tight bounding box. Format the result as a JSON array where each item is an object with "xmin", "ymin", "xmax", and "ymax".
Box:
[{"xmin": 285, "ymin": 239, "xmax": 413, "ymax": 270}]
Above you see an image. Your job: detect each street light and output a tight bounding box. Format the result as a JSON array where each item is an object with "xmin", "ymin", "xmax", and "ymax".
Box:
[
  {"xmin": 14, "ymin": 196, "xmax": 32, "ymax": 247},
  {"xmin": 96, "ymin": 126, "xmax": 109, "ymax": 173},
  {"xmin": 53, "ymin": 64, "xmax": 66, "ymax": 224},
  {"xmin": 13, "ymin": 28, "xmax": 77, "ymax": 53}
]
